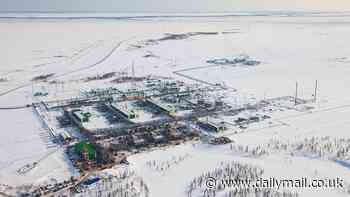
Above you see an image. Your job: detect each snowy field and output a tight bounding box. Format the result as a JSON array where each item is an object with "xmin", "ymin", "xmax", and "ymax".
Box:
[
  {"xmin": 0, "ymin": 108, "xmax": 79, "ymax": 187},
  {"xmin": 1, "ymin": 13, "xmax": 350, "ymax": 196}
]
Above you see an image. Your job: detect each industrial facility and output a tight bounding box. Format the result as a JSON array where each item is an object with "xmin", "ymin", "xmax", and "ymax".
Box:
[
  {"xmin": 24, "ymin": 74, "xmax": 315, "ymax": 197},
  {"xmin": 30, "ymin": 76, "xmax": 237, "ymax": 173}
]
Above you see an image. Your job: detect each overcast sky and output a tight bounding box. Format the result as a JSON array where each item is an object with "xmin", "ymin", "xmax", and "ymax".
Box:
[{"xmin": 0, "ymin": 0, "xmax": 349, "ymax": 12}]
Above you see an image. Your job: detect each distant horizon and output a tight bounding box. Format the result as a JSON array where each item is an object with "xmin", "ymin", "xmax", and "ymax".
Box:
[
  {"xmin": 2, "ymin": 0, "xmax": 350, "ymax": 13},
  {"xmin": 1, "ymin": 10, "xmax": 350, "ymax": 14},
  {"xmin": 1, "ymin": 10, "xmax": 350, "ymax": 19}
]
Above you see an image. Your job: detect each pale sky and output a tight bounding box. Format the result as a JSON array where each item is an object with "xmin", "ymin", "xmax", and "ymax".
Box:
[{"xmin": 0, "ymin": 0, "xmax": 348, "ymax": 12}]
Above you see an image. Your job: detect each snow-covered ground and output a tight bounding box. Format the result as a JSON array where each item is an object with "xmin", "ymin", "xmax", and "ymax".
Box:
[
  {"xmin": 1, "ymin": 14, "xmax": 350, "ymax": 196},
  {"xmin": 0, "ymin": 108, "xmax": 79, "ymax": 187}
]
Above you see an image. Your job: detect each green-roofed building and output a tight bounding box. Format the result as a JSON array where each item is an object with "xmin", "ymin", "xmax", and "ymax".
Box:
[{"xmin": 74, "ymin": 141, "xmax": 96, "ymax": 160}]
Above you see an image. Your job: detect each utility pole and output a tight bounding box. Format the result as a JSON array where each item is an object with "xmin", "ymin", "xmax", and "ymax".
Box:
[
  {"xmin": 132, "ymin": 61, "xmax": 135, "ymax": 78},
  {"xmin": 294, "ymin": 82, "xmax": 298, "ymax": 105},
  {"xmin": 31, "ymin": 82, "xmax": 34, "ymax": 96},
  {"xmin": 131, "ymin": 60, "xmax": 136, "ymax": 90},
  {"xmin": 314, "ymin": 80, "xmax": 318, "ymax": 102}
]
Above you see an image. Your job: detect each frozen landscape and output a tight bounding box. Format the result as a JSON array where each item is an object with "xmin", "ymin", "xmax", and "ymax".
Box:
[{"xmin": 1, "ymin": 12, "xmax": 350, "ymax": 196}]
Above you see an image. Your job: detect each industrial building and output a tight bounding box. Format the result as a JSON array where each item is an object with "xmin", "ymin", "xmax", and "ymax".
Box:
[
  {"xmin": 109, "ymin": 101, "xmax": 138, "ymax": 120},
  {"xmin": 146, "ymin": 98, "xmax": 177, "ymax": 117},
  {"xmin": 110, "ymin": 137, "xmax": 129, "ymax": 151},
  {"xmin": 59, "ymin": 131, "xmax": 72, "ymax": 143},
  {"xmin": 198, "ymin": 117, "xmax": 227, "ymax": 133},
  {"xmin": 147, "ymin": 131, "xmax": 166, "ymax": 143},
  {"xmin": 107, "ymin": 100, "xmax": 169, "ymax": 124}
]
